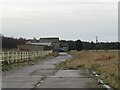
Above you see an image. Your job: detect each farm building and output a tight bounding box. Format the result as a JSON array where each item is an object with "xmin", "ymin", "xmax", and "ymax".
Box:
[
  {"xmin": 39, "ymin": 37, "xmax": 59, "ymax": 43},
  {"xmin": 17, "ymin": 43, "xmax": 52, "ymax": 51},
  {"xmin": 39, "ymin": 37, "xmax": 60, "ymax": 51},
  {"xmin": 17, "ymin": 37, "xmax": 60, "ymax": 51}
]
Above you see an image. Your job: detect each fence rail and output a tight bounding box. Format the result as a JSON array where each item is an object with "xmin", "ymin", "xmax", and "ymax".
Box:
[{"xmin": 0, "ymin": 50, "xmax": 52, "ymax": 64}]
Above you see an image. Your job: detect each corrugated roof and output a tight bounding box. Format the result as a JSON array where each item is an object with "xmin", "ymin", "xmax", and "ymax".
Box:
[
  {"xmin": 31, "ymin": 43, "xmax": 52, "ymax": 46},
  {"xmin": 39, "ymin": 37, "xmax": 59, "ymax": 43}
]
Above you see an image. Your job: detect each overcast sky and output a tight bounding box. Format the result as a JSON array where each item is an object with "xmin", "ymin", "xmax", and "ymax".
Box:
[{"xmin": 0, "ymin": 0, "xmax": 119, "ymax": 42}]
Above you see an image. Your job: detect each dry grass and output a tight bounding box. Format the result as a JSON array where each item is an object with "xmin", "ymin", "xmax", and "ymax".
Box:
[{"xmin": 58, "ymin": 50, "xmax": 119, "ymax": 89}]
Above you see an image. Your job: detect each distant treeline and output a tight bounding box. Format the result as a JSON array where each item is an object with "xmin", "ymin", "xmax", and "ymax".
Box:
[
  {"xmin": 1, "ymin": 35, "xmax": 120, "ymax": 50},
  {"xmin": 1, "ymin": 35, "xmax": 26, "ymax": 49},
  {"xmin": 60, "ymin": 40, "xmax": 120, "ymax": 51}
]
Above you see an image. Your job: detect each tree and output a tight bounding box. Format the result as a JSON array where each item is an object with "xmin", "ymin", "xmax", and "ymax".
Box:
[
  {"xmin": 75, "ymin": 39, "xmax": 83, "ymax": 51},
  {"xmin": 90, "ymin": 41, "xmax": 95, "ymax": 50},
  {"xmin": 67, "ymin": 40, "xmax": 76, "ymax": 50},
  {"xmin": 2, "ymin": 36, "xmax": 26, "ymax": 49}
]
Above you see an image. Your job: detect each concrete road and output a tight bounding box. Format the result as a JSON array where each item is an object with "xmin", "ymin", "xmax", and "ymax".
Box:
[{"xmin": 2, "ymin": 53, "xmax": 97, "ymax": 89}]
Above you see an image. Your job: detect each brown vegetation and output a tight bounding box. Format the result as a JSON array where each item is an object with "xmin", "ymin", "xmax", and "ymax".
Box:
[{"xmin": 58, "ymin": 50, "xmax": 119, "ymax": 89}]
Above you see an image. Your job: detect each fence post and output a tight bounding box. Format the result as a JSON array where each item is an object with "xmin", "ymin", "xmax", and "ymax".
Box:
[
  {"xmin": 27, "ymin": 52, "xmax": 29, "ymax": 61},
  {"xmin": 18, "ymin": 52, "xmax": 20, "ymax": 62},
  {"xmin": 15, "ymin": 52, "xmax": 17, "ymax": 63},
  {"xmin": 12, "ymin": 51, "xmax": 14, "ymax": 63},
  {"xmin": 7, "ymin": 51, "xmax": 10, "ymax": 64},
  {"xmin": 28, "ymin": 52, "xmax": 31, "ymax": 61},
  {"xmin": 23, "ymin": 52, "xmax": 25, "ymax": 62},
  {"xmin": 20, "ymin": 52, "xmax": 22, "ymax": 62},
  {"xmin": 1, "ymin": 52, "xmax": 4, "ymax": 64}
]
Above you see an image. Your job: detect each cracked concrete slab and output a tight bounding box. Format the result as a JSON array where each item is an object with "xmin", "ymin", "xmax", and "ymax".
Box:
[
  {"xmin": 36, "ymin": 77, "xmax": 95, "ymax": 88},
  {"xmin": 3, "ymin": 83, "xmax": 36, "ymax": 88},
  {"xmin": 55, "ymin": 70, "xmax": 84, "ymax": 77},
  {"xmin": 2, "ymin": 76, "xmax": 43, "ymax": 88},
  {"xmin": 30, "ymin": 69, "xmax": 57, "ymax": 76}
]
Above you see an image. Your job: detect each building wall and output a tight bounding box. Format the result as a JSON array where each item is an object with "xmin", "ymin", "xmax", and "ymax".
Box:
[
  {"xmin": 17, "ymin": 45, "xmax": 45, "ymax": 51},
  {"xmin": 53, "ymin": 42, "xmax": 60, "ymax": 50},
  {"xmin": 44, "ymin": 46, "xmax": 52, "ymax": 50},
  {"xmin": 39, "ymin": 38, "xmax": 60, "ymax": 51}
]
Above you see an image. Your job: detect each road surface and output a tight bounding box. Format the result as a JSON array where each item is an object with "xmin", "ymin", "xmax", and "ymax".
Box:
[{"xmin": 2, "ymin": 53, "xmax": 97, "ymax": 89}]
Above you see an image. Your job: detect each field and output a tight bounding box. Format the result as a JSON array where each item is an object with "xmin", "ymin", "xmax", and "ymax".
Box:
[{"xmin": 57, "ymin": 50, "xmax": 119, "ymax": 89}]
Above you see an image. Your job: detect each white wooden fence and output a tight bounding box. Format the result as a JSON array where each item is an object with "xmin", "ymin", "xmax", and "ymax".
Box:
[{"xmin": 0, "ymin": 51, "xmax": 52, "ymax": 64}]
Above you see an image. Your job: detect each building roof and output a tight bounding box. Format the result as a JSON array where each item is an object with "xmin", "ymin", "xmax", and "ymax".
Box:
[
  {"xmin": 26, "ymin": 39, "xmax": 38, "ymax": 43},
  {"xmin": 39, "ymin": 37, "xmax": 59, "ymax": 43},
  {"xmin": 31, "ymin": 42, "xmax": 52, "ymax": 46}
]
